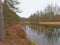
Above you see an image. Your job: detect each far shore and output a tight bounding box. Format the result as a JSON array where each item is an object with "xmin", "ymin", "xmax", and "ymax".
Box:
[
  {"xmin": 20, "ymin": 22, "xmax": 60, "ymax": 25},
  {"xmin": 38, "ymin": 22, "xmax": 60, "ymax": 25}
]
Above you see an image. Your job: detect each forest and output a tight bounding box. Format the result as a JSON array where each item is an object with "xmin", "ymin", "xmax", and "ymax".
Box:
[
  {"xmin": 27, "ymin": 4, "xmax": 60, "ymax": 22},
  {"xmin": 0, "ymin": 0, "xmax": 60, "ymax": 45}
]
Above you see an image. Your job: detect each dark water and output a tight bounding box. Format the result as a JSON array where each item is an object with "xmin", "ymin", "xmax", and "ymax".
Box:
[{"xmin": 21, "ymin": 24, "xmax": 60, "ymax": 45}]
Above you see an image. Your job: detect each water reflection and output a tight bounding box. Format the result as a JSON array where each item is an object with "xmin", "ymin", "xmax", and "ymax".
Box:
[
  {"xmin": 21, "ymin": 24, "xmax": 60, "ymax": 45},
  {"xmin": 44, "ymin": 28, "xmax": 60, "ymax": 44}
]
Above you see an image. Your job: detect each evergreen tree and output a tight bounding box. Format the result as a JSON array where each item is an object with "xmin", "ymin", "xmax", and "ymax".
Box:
[
  {"xmin": 3, "ymin": 0, "xmax": 21, "ymax": 28},
  {"xmin": 4, "ymin": 0, "xmax": 20, "ymax": 13}
]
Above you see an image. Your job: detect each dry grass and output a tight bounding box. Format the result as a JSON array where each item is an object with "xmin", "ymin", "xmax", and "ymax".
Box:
[{"xmin": 0, "ymin": 24, "xmax": 35, "ymax": 45}]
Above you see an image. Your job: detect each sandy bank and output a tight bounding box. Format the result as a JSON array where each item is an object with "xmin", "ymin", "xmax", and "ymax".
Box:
[{"xmin": 38, "ymin": 22, "xmax": 60, "ymax": 25}]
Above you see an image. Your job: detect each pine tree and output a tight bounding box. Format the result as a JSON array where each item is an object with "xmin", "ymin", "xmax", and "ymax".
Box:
[{"xmin": 4, "ymin": 0, "xmax": 20, "ymax": 13}]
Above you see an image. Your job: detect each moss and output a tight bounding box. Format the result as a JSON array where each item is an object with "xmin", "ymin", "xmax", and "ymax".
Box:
[
  {"xmin": 31, "ymin": 41, "xmax": 36, "ymax": 45},
  {"xmin": 28, "ymin": 40, "xmax": 36, "ymax": 45}
]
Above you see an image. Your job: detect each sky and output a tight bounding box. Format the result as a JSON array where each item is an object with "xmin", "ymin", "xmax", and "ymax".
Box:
[{"xmin": 16, "ymin": 0, "xmax": 60, "ymax": 18}]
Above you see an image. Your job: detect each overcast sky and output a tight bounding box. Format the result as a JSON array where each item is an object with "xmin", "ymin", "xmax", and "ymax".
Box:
[{"xmin": 17, "ymin": 0, "xmax": 60, "ymax": 18}]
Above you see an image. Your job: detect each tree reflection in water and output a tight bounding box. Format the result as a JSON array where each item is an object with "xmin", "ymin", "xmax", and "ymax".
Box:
[
  {"xmin": 44, "ymin": 28, "xmax": 60, "ymax": 44},
  {"xmin": 20, "ymin": 24, "xmax": 60, "ymax": 45},
  {"xmin": 29, "ymin": 24, "xmax": 60, "ymax": 44}
]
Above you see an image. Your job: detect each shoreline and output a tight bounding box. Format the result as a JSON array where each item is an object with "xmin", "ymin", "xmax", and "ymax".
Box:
[
  {"xmin": 38, "ymin": 22, "xmax": 60, "ymax": 25},
  {"xmin": 20, "ymin": 22, "xmax": 60, "ymax": 25}
]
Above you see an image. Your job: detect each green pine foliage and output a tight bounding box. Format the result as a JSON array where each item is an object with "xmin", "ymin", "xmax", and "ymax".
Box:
[{"xmin": 3, "ymin": 4, "xmax": 21, "ymax": 28}]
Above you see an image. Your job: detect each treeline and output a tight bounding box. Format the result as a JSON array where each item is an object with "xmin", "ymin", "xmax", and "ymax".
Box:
[{"xmin": 28, "ymin": 4, "xmax": 60, "ymax": 22}]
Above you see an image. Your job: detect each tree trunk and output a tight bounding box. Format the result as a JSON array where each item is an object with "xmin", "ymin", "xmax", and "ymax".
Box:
[{"xmin": 0, "ymin": 0, "xmax": 5, "ymax": 41}]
